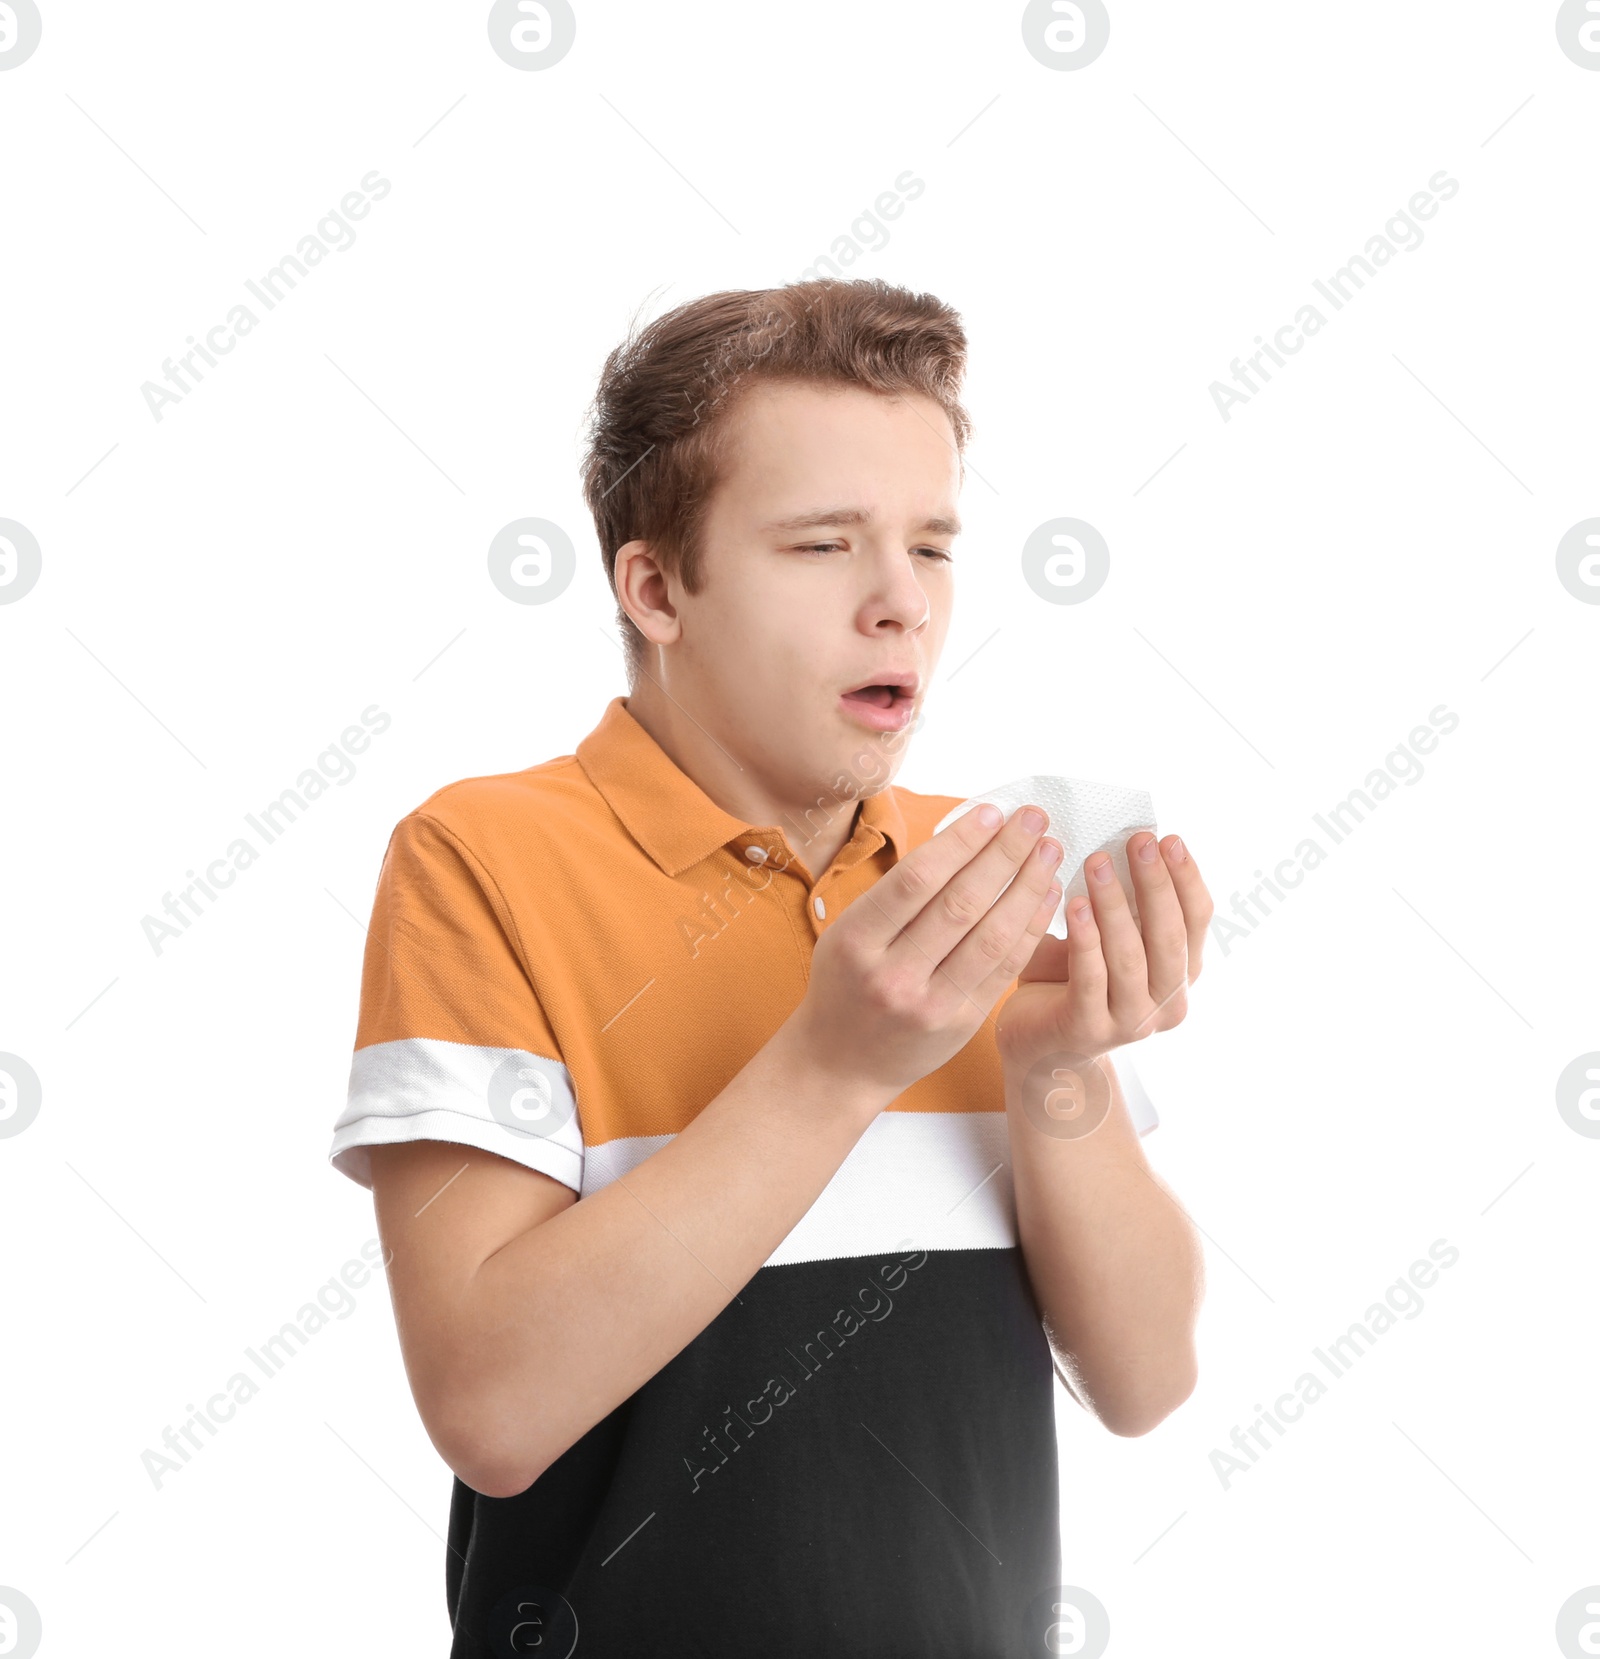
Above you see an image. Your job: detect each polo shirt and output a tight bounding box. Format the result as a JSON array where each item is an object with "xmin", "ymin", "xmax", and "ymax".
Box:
[{"xmin": 328, "ymin": 694, "xmax": 1158, "ymax": 1658}]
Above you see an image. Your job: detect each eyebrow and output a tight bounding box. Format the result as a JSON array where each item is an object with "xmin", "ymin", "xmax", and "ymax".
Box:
[{"xmin": 761, "ymin": 506, "xmax": 963, "ymax": 538}]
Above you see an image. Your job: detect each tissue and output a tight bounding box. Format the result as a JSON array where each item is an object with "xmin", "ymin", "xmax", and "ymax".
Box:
[
  {"xmin": 933, "ymin": 773, "xmax": 1157, "ymax": 939},
  {"xmin": 932, "ymin": 772, "xmax": 1163, "ymax": 1137}
]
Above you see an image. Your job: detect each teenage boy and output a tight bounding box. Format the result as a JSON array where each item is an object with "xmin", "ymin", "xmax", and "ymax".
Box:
[{"xmin": 328, "ymin": 277, "xmax": 1210, "ymax": 1658}]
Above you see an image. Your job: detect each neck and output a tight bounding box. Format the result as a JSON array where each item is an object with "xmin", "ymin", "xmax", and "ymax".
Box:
[{"xmin": 622, "ymin": 683, "xmax": 860, "ymax": 878}]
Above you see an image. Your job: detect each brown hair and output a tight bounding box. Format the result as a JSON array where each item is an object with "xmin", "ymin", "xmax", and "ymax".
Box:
[{"xmin": 580, "ymin": 277, "xmax": 972, "ymax": 688}]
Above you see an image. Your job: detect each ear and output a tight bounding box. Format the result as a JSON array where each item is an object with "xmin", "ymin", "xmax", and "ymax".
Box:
[{"xmin": 614, "ymin": 538, "xmax": 680, "ymax": 646}]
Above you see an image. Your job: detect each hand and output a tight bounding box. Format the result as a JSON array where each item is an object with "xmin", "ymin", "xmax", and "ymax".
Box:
[
  {"xmin": 994, "ymin": 830, "xmax": 1213, "ymax": 1078},
  {"xmin": 790, "ymin": 803, "xmax": 1065, "ymax": 1099}
]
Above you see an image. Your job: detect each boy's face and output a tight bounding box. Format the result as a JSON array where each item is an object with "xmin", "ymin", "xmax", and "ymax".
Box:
[{"xmin": 659, "ymin": 377, "xmax": 960, "ymax": 803}]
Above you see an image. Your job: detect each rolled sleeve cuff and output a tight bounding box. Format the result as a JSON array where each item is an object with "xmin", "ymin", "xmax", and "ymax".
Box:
[{"xmin": 329, "ymin": 1037, "xmax": 584, "ymax": 1193}]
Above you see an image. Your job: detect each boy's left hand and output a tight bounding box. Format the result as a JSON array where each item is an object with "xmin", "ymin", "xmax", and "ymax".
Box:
[{"xmin": 994, "ymin": 831, "xmax": 1213, "ymax": 1076}]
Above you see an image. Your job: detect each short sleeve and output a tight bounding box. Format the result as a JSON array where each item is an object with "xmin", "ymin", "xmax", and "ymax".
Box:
[
  {"xmin": 327, "ymin": 811, "xmax": 584, "ymax": 1193},
  {"xmin": 1108, "ymin": 1052, "xmax": 1159, "ymax": 1136}
]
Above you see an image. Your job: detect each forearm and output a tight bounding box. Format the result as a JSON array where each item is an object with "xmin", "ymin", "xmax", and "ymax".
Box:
[
  {"xmin": 451, "ymin": 1015, "xmax": 891, "ymax": 1495},
  {"xmin": 1004, "ymin": 1054, "xmax": 1203, "ymax": 1436}
]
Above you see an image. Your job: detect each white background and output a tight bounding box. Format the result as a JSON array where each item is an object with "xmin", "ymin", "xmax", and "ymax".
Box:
[{"xmin": 2, "ymin": 2, "xmax": 1597, "ymax": 1654}]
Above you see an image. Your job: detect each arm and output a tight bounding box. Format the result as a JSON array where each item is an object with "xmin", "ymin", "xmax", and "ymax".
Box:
[
  {"xmin": 370, "ymin": 1015, "xmax": 889, "ymax": 1499},
  {"xmin": 996, "ymin": 828, "xmax": 1214, "ymax": 1436},
  {"xmin": 1002, "ymin": 1056, "xmax": 1203, "ymax": 1436},
  {"xmin": 368, "ymin": 799, "xmax": 1065, "ymax": 1499}
]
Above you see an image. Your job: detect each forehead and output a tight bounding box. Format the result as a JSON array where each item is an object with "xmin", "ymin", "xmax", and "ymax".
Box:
[{"xmin": 711, "ymin": 378, "xmax": 961, "ymax": 513}]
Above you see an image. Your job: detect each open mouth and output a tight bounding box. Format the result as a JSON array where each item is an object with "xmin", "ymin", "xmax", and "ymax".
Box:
[
  {"xmin": 841, "ymin": 684, "xmax": 911, "ymax": 709},
  {"xmin": 839, "ymin": 679, "xmax": 918, "ymax": 732}
]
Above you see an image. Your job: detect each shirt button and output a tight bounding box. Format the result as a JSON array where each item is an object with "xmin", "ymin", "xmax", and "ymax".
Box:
[
  {"xmin": 744, "ymin": 845, "xmax": 768, "ymax": 863},
  {"xmin": 813, "ymin": 896, "xmax": 826, "ymax": 920}
]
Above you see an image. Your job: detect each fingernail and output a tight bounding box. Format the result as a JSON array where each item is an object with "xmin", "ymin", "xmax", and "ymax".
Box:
[
  {"xmin": 1091, "ymin": 856, "xmax": 1113, "ymax": 884},
  {"xmin": 1039, "ymin": 839, "xmax": 1062, "ymax": 866},
  {"xmin": 1137, "ymin": 837, "xmax": 1159, "ymax": 863},
  {"xmin": 1020, "ymin": 807, "xmax": 1047, "ymax": 834},
  {"xmin": 976, "ymin": 804, "xmax": 1001, "ymax": 829},
  {"xmin": 1166, "ymin": 837, "xmax": 1186, "ymax": 863}
]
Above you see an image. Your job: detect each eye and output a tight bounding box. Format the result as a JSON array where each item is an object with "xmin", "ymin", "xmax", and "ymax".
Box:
[{"xmin": 792, "ymin": 542, "xmax": 952, "ymax": 562}]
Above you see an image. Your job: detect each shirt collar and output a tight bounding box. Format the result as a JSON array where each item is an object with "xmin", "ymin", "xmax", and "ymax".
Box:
[{"xmin": 576, "ymin": 695, "xmax": 909, "ymax": 878}]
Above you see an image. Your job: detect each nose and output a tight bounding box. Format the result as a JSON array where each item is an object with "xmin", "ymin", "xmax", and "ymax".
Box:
[{"xmin": 864, "ymin": 545, "xmax": 933, "ymax": 634}]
